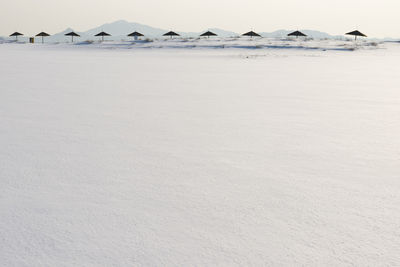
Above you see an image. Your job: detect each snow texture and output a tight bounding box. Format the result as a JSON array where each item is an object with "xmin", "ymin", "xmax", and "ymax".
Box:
[{"xmin": 1, "ymin": 41, "xmax": 400, "ymax": 266}]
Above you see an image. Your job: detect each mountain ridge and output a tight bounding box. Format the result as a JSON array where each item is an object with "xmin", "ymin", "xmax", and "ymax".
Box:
[{"xmin": 2, "ymin": 20, "xmax": 377, "ymax": 41}]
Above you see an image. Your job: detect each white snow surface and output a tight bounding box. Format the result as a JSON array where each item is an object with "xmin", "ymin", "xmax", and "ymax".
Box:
[
  {"xmin": 3, "ymin": 37, "xmax": 382, "ymax": 52},
  {"xmin": 1, "ymin": 41, "xmax": 400, "ymax": 266}
]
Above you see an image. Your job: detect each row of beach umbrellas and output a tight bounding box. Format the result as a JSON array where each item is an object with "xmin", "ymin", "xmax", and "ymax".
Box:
[{"xmin": 9, "ymin": 30, "xmax": 368, "ymax": 43}]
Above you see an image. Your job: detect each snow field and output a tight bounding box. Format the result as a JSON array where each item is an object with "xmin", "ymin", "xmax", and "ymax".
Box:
[{"xmin": 1, "ymin": 43, "xmax": 400, "ymax": 266}]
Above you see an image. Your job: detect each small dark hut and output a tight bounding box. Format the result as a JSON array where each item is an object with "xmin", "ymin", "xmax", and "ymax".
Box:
[
  {"xmin": 65, "ymin": 31, "xmax": 80, "ymax": 42},
  {"xmin": 36, "ymin": 32, "xmax": 50, "ymax": 43},
  {"xmin": 242, "ymin": 31, "xmax": 261, "ymax": 38},
  {"xmin": 163, "ymin": 31, "xmax": 180, "ymax": 39},
  {"xmin": 127, "ymin": 31, "xmax": 144, "ymax": 40},
  {"xmin": 288, "ymin": 30, "xmax": 307, "ymax": 38},
  {"xmin": 95, "ymin": 31, "xmax": 111, "ymax": 41},
  {"xmin": 10, "ymin": 32, "xmax": 23, "ymax": 41},
  {"xmin": 345, "ymin": 30, "xmax": 367, "ymax": 40},
  {"xmin": 200, "ymin": 31, "xmax": 217, "ymax": 38}
]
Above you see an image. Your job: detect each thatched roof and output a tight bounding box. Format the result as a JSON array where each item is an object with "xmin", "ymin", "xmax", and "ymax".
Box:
[
  {"xmin": 10, "ymin": 32, "xmax": 23, "ymax": 37},
  {"xmin": 288, "ymin": 30, "xmax": 307, "ymax": 37},
  {"xmin": 200, "ymin": 31, "xmax": 217, "ymax": 37},
  {"xmin": 163, "ymin": 31, "xmax": 180, "ymax": 36},
  {"xmin": 65, "ymin": 31, "xmax": 80, "ymax": 37},
  {"xmin": 345, "ymin": 30, "xmax": 367, "ymax": 37},
  {"xmin": 127, "ymin": 31, "xmax": 144, "ymax": 37},
  {"xmin": 95, "ymin": 31, "xmax": 111, "ymax": 37},
  {"xmin": 36, "ymin": 32, "xmax": 50, "ymax": 37},
  {"xmin": 242, "ymin": 31, "xmax": 261, "ymax": 37}
]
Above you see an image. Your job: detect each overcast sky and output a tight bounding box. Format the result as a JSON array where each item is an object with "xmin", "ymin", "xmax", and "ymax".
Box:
[{"xmin": 1, "ymin": 0, "xmax": 399, "ymax": 38}]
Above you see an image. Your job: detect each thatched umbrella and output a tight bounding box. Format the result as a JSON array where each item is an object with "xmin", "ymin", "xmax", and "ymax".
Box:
[
  {"xmin": 95, "ymin": 31, "xmax": 111, "ymax": 41},
  {"xmin": 242, "ymin": 31, "xmax": 261, "ymax": 38},
  {"xmin": 65, "ymin": 31, "xmax": 80, "ymax": 42},
  {"xmin": 163, "ymin": 31, "xmax": 180, "ymax": 39},
  {"xmin": 288, "ymin": 30, "xmax": 307, "ymax": 38},
  {"xmin": 10, "ymin": 32, "xmax": 23, "ymax": 41},
  {"xmin": 345, "ymin": 30, "xmax": 367, "ymax": 40},
  {"xmin": 127, "ymin": 31, "xmax": 144, "ymax": 40},
  {"xmin": 36, "ymin": 32, "xmax": 50, "ymax": 43},
  {"xmin": 200, "ymin": 31, "xmax": 217, "ymax": 38}
]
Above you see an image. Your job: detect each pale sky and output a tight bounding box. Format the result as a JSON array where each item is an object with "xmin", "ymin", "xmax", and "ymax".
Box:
[{"xmin": 1, "ymin": 0, "xmax": 399, "ymax": 38}]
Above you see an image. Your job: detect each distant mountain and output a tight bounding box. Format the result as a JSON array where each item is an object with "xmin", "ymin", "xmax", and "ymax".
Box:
[
  {"xmin": 82, "ymin": 20, "xmax": 240, "ymax": 38},
  {"xmin": 2, "ymin": 20, "xmax": 378, "ymax": 42},
  {"xmin": 84, "ymin": 20, "xmax": 166, "ymax": 37},
  {"xmin": 44, "ymin": 20, "xmax": 241, "ymax": 42}
]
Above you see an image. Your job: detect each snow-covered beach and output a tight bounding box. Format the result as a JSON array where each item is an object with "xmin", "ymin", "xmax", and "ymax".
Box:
[{"xmin": 1, "ymin": 41, "xmax": 400, "ymax": 266}]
